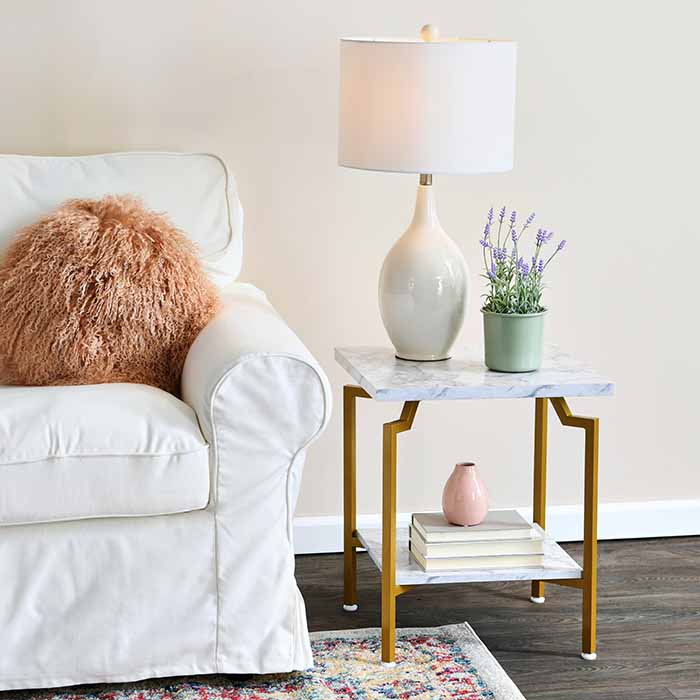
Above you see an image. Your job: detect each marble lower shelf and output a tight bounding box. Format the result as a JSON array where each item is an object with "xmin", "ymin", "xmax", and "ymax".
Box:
[{"xmin": 356, "ymin": 525, "xmax": 582, "ymax": 586}]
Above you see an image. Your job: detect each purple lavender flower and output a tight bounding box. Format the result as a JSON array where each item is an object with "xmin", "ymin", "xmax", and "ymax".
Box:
[
  {"xmin": 536, "ymin": 228, "xmax": 553, "ymax": 246},
  {"xmin": 494, "ymin": 247, "xmax": 508, "ymax": 262},
  {"xmin": 480, "ymin": 206, "xmax": 566, "ymax": 314}
]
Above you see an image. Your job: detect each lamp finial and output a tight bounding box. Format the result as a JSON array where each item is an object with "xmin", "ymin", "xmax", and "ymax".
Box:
[{"xmin": 420, "ymin": 24, "xmax": 439, "ymax": 42}]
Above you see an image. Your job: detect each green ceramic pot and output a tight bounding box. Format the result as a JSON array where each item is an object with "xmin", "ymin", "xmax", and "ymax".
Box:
[{"xmin": 482, "ymin": 310, "xmax": 547, "ymax": 372}]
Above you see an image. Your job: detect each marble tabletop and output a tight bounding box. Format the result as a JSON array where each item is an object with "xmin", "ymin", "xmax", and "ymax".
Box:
[{"xmin": 335, "ymin": 345, "xmax": 614, "ymax": 402}]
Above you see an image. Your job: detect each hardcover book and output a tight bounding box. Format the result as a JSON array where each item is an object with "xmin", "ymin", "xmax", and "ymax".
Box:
[
  {"xmin": 410, "ymin": 548, "xmax": 545, "ymax": 572},
  {"xmin": 412, "ymin": 510, "xmax": 535, "ymax": 544},
  {"xmin": 409, "ymin": 525, "xmax": 544, "ymax": 559}
]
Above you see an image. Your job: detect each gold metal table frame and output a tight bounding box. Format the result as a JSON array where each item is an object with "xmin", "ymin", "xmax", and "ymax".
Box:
[{"xmin": 342, "ymin": 384, "xmax": 600, "ymax": 664}]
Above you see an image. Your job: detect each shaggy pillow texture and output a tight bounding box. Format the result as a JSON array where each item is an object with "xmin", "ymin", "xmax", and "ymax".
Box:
[{"xmin": 0, "ymin": 195, "xmax": 220, "ymax": 395}]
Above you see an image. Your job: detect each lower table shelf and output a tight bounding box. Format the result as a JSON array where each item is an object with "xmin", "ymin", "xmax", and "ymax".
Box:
[{"xmin": 356, "ymin": 524, "xmax": 582, "ymax": 586}]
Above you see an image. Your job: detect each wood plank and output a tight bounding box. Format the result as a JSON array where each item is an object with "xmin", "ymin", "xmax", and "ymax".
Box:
[
  {"xmin": 535, "ymin": 689, "xmax": 676, "ymax": 700},
  {"xmin": 668, "ymin": 688, "xmax": 700, "ymax": 699}
]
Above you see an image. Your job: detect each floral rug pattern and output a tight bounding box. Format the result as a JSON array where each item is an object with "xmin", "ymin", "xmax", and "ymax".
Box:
[{"xmin": 5, "ymin": 624, "xmax": 524, "ymax": 700}]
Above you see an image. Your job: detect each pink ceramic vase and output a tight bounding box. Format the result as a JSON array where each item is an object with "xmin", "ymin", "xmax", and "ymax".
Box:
[{"xmin": 442, "ymin": 462, "xmax": 489, "ymax": 526}]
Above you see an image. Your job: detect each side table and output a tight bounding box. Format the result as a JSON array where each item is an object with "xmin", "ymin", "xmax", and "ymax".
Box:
[{"xmin": 335, "ymin": 346, "xmax": 614, "ymax": 665}]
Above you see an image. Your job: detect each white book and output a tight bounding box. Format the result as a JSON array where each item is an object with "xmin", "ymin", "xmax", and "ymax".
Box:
[
  {"xmin": 412, "ymin": 510, "xmax": 534, "ymax": 544},
  {"xmin": 410, "ymin": 547, "xmax": 545, "ymax": 572},
  {"xmin": 409, "ymin": 525, "xmax": 544, "ymax": 559}
]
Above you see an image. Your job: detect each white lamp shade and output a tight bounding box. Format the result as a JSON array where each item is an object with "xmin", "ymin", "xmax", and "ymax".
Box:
[{"xmin": 338, "ymin": 37, "xmax": 517, "ymax": 175}]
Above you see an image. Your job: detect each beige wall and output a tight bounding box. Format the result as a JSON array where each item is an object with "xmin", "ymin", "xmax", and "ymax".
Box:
[{"xmin": 2, "ymin": 1, "xmax": 699, "ymax": 518}]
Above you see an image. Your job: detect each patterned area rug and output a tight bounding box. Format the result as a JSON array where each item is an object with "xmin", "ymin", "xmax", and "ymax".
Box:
[{"xmin": 5, "ymin": 623, "xmax": 525, "ymax": 699}]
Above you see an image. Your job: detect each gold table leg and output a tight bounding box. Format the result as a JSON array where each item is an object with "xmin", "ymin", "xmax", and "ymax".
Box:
[
  {"xmin": 549, "ymin": 397, "xmax": 600, "ymax": 660},
  {"xmin": 343, "ymin": 385, "xmax": 369, "ymax": 611},
  {"xmin": 531, "ymin": 397, "xmax": 549, "ymax": 604},
  {"xmin": 381, "ymin": 401, "xmax": 419, "ymax": 664}
]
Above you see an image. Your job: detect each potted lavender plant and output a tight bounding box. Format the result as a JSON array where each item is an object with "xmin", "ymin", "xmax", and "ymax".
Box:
[{"xmin": 480, "ymin": 207, "xmax": 566, "ymax": 372}]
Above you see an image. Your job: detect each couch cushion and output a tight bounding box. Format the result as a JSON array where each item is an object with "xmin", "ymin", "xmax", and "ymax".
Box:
[
  {"xmin": 0, "ymin": 383, "xmax": 210, "ymax": 526},
  {"xmin": 0, "ymin": 152, "xmax": 243, "ymax": 288}
]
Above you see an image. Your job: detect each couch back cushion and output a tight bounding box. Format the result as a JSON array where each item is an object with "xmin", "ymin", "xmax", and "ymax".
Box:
[{"xmin": 0, "ymin": 152, "xmax": 243, "ymax": 287}]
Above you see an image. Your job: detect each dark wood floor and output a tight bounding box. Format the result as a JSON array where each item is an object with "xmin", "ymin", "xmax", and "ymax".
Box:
[{"xmin": 297, "ymin": 536, "xmax": 700, "ymax": 700}]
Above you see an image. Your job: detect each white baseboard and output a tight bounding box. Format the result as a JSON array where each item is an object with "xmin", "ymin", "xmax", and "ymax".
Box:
[{"xmin": 293, "ymin": 499, "xmax": 700, "ymax": 555}]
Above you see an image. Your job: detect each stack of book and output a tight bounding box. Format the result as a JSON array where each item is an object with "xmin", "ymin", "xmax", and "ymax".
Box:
[{"xmin": 409, "ymin": 510, "xmax": 544, "ymax": 572}]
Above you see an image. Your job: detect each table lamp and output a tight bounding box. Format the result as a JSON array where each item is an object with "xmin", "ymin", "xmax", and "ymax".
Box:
[{"xmin": 338, "ymin": 25, "xmax": 517, "ymax": 361}]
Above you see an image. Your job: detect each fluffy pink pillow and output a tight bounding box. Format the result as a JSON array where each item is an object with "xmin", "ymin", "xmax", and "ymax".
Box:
[{"xmin": 0, "ymin": 195, "xmax": 220, "ymax": 395}]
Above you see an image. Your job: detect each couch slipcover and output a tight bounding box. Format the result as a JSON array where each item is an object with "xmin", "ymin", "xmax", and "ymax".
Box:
[
  {"xmin": 181, "ymin": 282, "xmax": 331, "ymax": 673},
  {"xmin": 0, "ymin": 153, "xmax": 331, "ymax": 690},
  {"xmin": 0, "ymin": 282, "xmax": 330, "ymax": 689},
  {"xmin": 0, "ymin": 383, "xmax": 210, "ymax": 526}
]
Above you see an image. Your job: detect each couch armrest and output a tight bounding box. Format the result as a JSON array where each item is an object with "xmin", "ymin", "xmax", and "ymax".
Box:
[
  {"xmin": 181, "ymin": 283, "xmax": 331, "ymax": 506},
  {"xmin": 181, "ymin": 283, "xmax": 330, "ymax": 669}
]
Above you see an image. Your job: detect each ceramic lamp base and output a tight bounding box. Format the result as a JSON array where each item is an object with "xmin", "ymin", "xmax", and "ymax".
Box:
[
  {"xmin": 395, "ymin": 353, "xmax": 452, "ymax": 362},
  {"xmin": 379, "ymin": 181, "xmax": 467, "ymax": 362}
]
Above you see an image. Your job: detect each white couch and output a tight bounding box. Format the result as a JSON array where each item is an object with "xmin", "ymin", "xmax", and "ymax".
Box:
[{"xmin": 0, "ymin": 153, "xmax": 331, "ymax": 691}]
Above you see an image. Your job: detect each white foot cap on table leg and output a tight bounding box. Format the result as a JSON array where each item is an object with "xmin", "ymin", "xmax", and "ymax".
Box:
[
  {"xmin": 530, "ymin": 596, "xmax": 545, "ymax": 604},
  {"xmin": 342, "ymin": 604, "xmax": 358, "ymax": 612},
  {"xmin": 580, "ymin": 652, "xmax": 597, "ymax": 661},
  {"xmin": 381, "ymin": 661, "xmax": 396, "ymax": 668}
]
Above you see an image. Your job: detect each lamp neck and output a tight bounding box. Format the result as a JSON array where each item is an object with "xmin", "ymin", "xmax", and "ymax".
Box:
[
  {"xmin": 419, "ymin": 173, "xmax": 433, "ymax": 186},
  {"xmin": 411, "ymin": 179, "xmax": 439, "ymax": 229}
]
